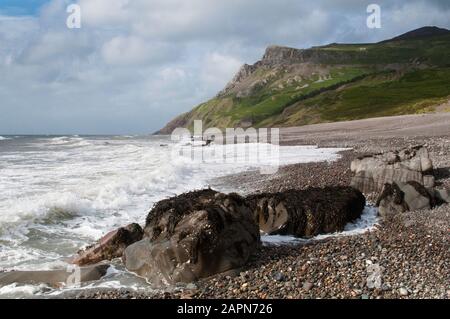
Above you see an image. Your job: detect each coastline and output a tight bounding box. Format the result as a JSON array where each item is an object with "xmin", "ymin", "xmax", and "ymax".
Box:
[{"xmin": 70, "ymin": 115, "xmax": 450, "ymax": 299}]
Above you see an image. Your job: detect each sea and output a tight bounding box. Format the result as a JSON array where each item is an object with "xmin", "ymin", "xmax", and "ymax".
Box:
[{"xmin": 0, "ymin": 135, "xmax": 377, "ymax": 298}]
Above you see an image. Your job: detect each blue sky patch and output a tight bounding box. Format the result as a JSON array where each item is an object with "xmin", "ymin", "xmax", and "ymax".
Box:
[{"xmin": 0, "ymin": 0, "xmax": 51, "ymax": 16}]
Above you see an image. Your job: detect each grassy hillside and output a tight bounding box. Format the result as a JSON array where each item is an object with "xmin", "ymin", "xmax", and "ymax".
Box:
[
  {"xmin": 158, "ymin": 27, "xmax": 450, "ymax": 134},
  {"xmin": 319, "ymin": 34, "xmax": 450, "ymax": 66},
  {"xmin": 264, "ymin": 68, "xmax": 450, "ymax": 126}
]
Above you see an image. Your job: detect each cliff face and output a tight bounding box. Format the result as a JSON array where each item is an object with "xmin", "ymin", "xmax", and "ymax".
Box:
[
  {"xmin": 217, "ymin": 63, "xmax": 259, "ymax": 97},
  {"xmin": 260, "ymin": 45, "xmax": 357, "ymax": 65},
  {"xmin": 157, "ymin": 27, "xmax": 450, "ymax": 134},
  {"xmin": 217, "ymin": 45, "xmax": 364, "ymax": 98}
]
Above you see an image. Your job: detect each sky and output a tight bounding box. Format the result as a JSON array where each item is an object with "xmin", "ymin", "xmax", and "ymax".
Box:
[{"xmin": 0, "ymin": 0, "xmax": 449, "ymax": 134}]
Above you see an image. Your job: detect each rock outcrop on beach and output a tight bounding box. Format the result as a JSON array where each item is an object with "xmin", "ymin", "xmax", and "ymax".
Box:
[
  {"xmin": 72, "ymin": 223, "xmax": 143, "ymax": 266},
  {"xmin": 123, "ymin": 189, "xmax": 260, "ymax": 285},
  {"xmin": 377, "ymin": 181, "xmax": 450, "ymax": 217},
  {"xmin": 246, "ymin": 187, "xmax": 365, "ymax": 238},
  {"xmin": 433, "ymin": 188, "xmax": 450, "ymax": 204},
  {"xmin": 69, "ymin": 187, "xmax": 366, "ymax": 285},
  {"xmin": 376, "ymin": 181, "xmax": 432, "ymax": 217},
  {"xmin": 350, "ymin": 145, "xmax": 434, "ymax": 194}
]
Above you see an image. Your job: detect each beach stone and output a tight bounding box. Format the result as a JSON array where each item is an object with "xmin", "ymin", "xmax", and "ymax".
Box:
[
  {"xmin": 72, "ymin": 223, "xmax": 143, "ymax": 266},
  {"xmin": 377, "ymin": 181, "xmax": 434, "ymax": 217},
  {"xmin": 124, "ymin": 189, "xmax": 260, "ymax": 285},
  {"xmin": 303, "ymin": 281, "xmax": 314, "ymax": 291},
  {"xmin": 0, "ymin": 264, "xmax": 110, "ymax": 287},
  {"xmin": 399, "ymin": 287, "xmax": 409, "ymax": 296},
  {"xmin": 246, "ymin": 186, "xmax": 365, "ymax": 238},
  {"xmin": 434, "ymin": 188, "xmax": 450, "ymax": 204},
  {"xmin": 274, "ymin": 272, "xmax": 285, "ymax": 282},
  {"xmin": 376, "ymin": 183, "xmax": 408, "ymax": 217},
  {"xmin": 396, "ymin": 181, "xmax": 433, "ymax": 211},
  {"xmin": 186, "ymin": 283, "xmax": 198, "ymax": 290},
  {"xmin": 350, "ymin": 145, "xmax": 434, "ymax": 193}
]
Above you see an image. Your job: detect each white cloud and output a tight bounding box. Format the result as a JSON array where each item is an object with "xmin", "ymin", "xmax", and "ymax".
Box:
[
  {"xmin": 78, "ymin": 0, "xmax": 130, "ymax": 26},
  {"xmin": 101, "ymin": 36, "xmax": 172, "ymax": 65},
  {"xmin": 389, "ymin": 1, "xmax": 450, "ymax": 34},
  {"xmin": 201, "ymin": 53, "xmax": 242, "ymax": 89},
  {"xmin": 0, "ymin": 0, "xmax": 449, "ymax": 134}
]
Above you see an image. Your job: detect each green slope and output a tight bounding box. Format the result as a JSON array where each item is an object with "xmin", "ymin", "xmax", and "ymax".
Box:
[{"xmin": 264, "ymin": 68, "xmax": 450, "ymax": 126}]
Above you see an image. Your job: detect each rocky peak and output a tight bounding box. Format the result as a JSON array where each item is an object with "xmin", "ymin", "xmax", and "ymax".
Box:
[
  {"xmin": 217, "ymin": 63, "xmax": 259, "ymax": 96},
  {"xmin": 261, "ymin": 45, "xmax": 306, "ymax": 65},
  {"xmin": 218, "ymin": 45, "xmax": 309, "ymax": 97},
  {"xmin": 218, "ymin": 44, "xmax": 341, "ymax": 97}
]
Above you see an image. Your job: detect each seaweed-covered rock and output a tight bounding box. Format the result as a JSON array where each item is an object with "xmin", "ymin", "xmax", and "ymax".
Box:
[
  {"xmin": 123, "ymin": 189, "xmax": 260, "ymax": 285},
  {"xmin": 246, "ymin": 186, "xmax": 366, "ymax": 238}
]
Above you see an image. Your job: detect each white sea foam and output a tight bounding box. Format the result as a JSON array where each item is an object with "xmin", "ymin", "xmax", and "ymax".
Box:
[
  {"xmin": 0, "ymin": 136, "xmax": 10, "ymax": 141},
  {"xmin": 0, "ymin": 283, "xmax": 50, "ymax": 298},
  {"xmin": 260, "ymin": 234, "xmax": 304, "ymax": 245},
  {"xmin": 0, "ymin": 135, "xmax": 347, "ymax": 297}
]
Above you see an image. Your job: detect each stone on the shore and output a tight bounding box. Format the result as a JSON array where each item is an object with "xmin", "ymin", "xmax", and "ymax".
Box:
[
  {"xmin": 303, "ymin": 281, "xmax": 314, "ymax": 291},
  {"xmin": 433, "ymin": 188, "xmax": 450, "ymax": 204},
  {"xmin": 72, "ymin": 223, "xmax": 143, "ymax": 266},
  {"xmin": 123, "ymin": 189, "xmax": 260, "ymax": 285},
  {"xmin": 399, "ymin": 287, "xmax": 409, "ymax": 296},
  {"xmin": 350, "ymin": 145, "xmax": 434, "ymax": 194},
  {"xmin": 376, "ymin": 183, "xmax": 408, "ymax": 217},
  {"xmin": 377, "ymin": 181, "xmax": 434, "ymax": 217},
  {"xmin": 0, "ymin": 264, "xmax": 110, "ymax": 287},
  {"xmin": 398, "ymin": 181, "xmax": 434, "ymax": 211},
  {"xmin": 246, "ymin": 186, "xmax": 366, "ymax": 238}
]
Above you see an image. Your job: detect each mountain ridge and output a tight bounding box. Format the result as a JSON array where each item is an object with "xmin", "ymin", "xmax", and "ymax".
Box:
[
  {"xmin": 157, "ymin": 26, "xmax": 450, "ymax": 134},
  {"xmin": 380, "ymin": 26, "xmax": 450, "ymax": 43}
]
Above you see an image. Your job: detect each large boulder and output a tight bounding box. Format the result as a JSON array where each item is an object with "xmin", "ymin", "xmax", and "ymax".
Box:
[
  {"xmin": 246, "ymin": 186, "xmax": 366, "ymax": 238},
  {"xmin": 71, "ymin": 223, "xmax": 143, "ymax": 266},
  {"xmin": 350, "ymin": 146, "xmax": 434, "ymax": 194},
  {"xmin": 123, "ymin": 189, "xmax": 260, "ymax": 285},
  {"xmin": 376, "ymin": 181, "xmax": 434, "ymax": 217}
]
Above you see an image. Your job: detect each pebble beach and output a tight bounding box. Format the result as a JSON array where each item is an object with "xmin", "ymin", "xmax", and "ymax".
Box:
[{"xmin": 72, "ymin": 114, "xmax": 450, "ymax": 299}]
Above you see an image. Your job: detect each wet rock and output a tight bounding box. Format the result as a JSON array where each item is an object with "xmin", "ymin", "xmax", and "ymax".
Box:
[
  {"xmin": 350, "ymin": 146, "xmax": 434, "ymax": 193},
  {"xmin": 0, "ymin": 264, "xmax": 110, "ymax": 287},
  {"xmin": 72, "ymin": 223, "xmax": 143, "ymax": 266},
  {"xmin": 124, "ymin": 189, "xmax": 260, "ymax": 285},
  {"xmin": 246, "ymin": 186, "xmax": 365, "ymax": 238}
]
